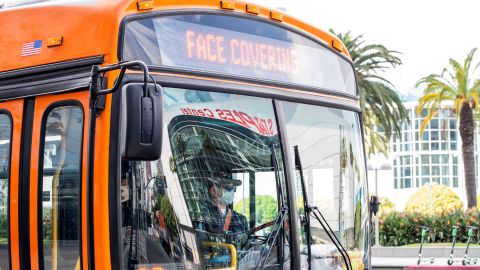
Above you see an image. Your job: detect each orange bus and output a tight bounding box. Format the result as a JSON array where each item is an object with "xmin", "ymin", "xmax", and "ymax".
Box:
[{"xmin": 0, "ymin": 0, "xmax": 371, "ymax": 269}]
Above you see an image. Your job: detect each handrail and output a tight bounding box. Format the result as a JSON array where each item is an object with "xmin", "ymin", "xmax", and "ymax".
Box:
[{"xmin": 201, "ymin": 241, "xmax": 237, "ymax": 270}]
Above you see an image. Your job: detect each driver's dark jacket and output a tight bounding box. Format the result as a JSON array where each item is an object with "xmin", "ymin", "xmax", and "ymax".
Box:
[
  {"xmin": 197, "ymin": 201, "xmax": 249, "ymax": 234},
  {"xmin": 195, "ymin": 201, "xmax": 249, "ymax": 266}
]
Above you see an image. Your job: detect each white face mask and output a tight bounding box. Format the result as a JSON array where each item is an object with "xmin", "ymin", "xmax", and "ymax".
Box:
[{"xmin": 219, "ymin": 190, "xmax": 235, "ymax": 205}]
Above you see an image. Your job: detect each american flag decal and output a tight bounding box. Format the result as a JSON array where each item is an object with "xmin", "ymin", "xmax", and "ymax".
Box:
[{"xmin": 21, "ymin": 40, "xmax": 42, "ymax": 56}]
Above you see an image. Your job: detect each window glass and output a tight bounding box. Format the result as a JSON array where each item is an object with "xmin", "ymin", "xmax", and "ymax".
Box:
[
  {"xmin": 404, "ymin": 178, "xmax": 411, "ymax": 188},
  {"xmin": 0, "ymin": 114, "xmax": 11, "ymax": 270},
  {"xmin": 121, "ymin": 88, "xmax": 290, "ymax": 269},
  {"xmin": 41, "ymin": 106, "xmax": 83, "ymax": 269},
  {"xmin": 421, "ymin": 178, "xmax": 429, "ymax": 186},
  {"xmin": 453, "ymin": 177, "xmax": 459, "ymax": 187},
  {"xmin": 282, "ymin": 102, "xmax": 368, "ymax": 269}
]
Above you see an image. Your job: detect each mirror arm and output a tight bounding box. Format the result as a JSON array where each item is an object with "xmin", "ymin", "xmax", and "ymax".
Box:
[{"xmin": 89, "ymin": 60, "xmax": 150, "ymax": 115}]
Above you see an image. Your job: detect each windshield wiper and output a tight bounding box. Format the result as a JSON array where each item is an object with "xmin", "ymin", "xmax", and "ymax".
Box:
[
  {"xmin": 254, "ymin": 143, "xmax": 289, "ymax": 270},
  {"xmin": 294, "ymin": 145, "xmax": 313, "ymax": 269},
  {"xmin": 254, "ymin": 206, "xmax": 288, "ymax": 270},
  {"xmin": 294, "ymin": 145, "xmax": 352, "ymax": 270}
]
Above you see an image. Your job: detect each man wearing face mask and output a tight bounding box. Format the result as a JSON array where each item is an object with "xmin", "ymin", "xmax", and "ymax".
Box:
[{"xmin": 204, "ymin": 176, "xmax": 248, "ymax": 234}]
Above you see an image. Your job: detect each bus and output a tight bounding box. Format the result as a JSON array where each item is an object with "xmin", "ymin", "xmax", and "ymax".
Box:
[{"xmin": 0, "ymin": 0, "xmax": 371, "ymax": 269}]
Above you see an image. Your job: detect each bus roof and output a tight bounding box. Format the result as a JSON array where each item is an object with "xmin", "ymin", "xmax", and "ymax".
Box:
[{"xmin": 0, "ymin": 0, "xmax": 350, "ymax": 72}]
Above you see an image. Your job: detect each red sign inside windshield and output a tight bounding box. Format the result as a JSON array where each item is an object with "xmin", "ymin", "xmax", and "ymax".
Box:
[{"xmin": 180, "ymin": 106, "xmax": 275, "ymax": 136}]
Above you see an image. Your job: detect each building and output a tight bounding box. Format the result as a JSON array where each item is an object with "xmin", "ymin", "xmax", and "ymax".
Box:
[{"xmin": 368, "ymin": 95, "xmax": 480, "ymax": 210}]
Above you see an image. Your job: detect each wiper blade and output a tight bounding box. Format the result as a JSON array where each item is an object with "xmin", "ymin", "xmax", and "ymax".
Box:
[
  {"xmin": 294, "ymin": 145, "xmax": 312, "ymax": 269},
  {"xmin": 294, "ymin": 145, "xmax": 352, "ymax": 270},
  {"xmin": 252, "ymin": 143, "xmax": 288, "ymax": 270},
  {"xmin": 309, "ymin": 206, "xmax": 352, "ymax": 270},
  {"xmin": 254, "ymin": 206, "xmax": 288, "ymax": 270}
]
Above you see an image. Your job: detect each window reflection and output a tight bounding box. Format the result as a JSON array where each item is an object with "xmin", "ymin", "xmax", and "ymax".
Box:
[
  {"xmin": 41, "ymin": 106, "xmax": 83, "ymax": 270},
  {"xmin": 121, "ymin": 88, "xmax": 290, "ymax": 269},
  {"xmin": 282, "ymin": 102, "xmax": 368, "ymax": 269}
]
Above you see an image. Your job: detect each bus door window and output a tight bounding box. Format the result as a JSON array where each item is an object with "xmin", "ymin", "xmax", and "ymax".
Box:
[
  {"xmin": 40, "ymin": 105, "xmax": 83, "ymax": 270},
  {"xmin": 281, "ymin": 102, "xmax": 368, "ymax": 270},
  {"xmin": 0, "ymin": 113, "xmax": 12, "ymax": 270}
]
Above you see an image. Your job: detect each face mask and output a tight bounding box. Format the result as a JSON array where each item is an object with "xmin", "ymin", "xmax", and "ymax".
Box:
[{"xmin": 219, "ymin": 190, "xmax": 234, "ymax": 205}]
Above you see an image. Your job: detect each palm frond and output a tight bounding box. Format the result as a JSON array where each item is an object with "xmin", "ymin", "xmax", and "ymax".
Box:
[{"xmin": 332, "ymin": 30, "xmax": 408, "ymax": 157}]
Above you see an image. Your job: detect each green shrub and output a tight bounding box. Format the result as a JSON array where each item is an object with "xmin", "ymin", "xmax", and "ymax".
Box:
[
  {"xmin": 380, "ymin": 209, "xmax": 479, "ymax": 246},
  {"xmin": 405, "ymin": 184, "xmax": 463, "ymax": 215}
]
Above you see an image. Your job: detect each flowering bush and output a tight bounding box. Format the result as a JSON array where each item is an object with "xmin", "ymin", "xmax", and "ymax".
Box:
[
  {"xmin": 404, "ymin": 184, "xmax": 463, "ymax": 215},
  {"xmin": 380, "ymin": 197, "xmax": 396, "ymax": 215},
  {"xmin": 380, "ymin": 209, "xmax": 479, "ymax": 246}
]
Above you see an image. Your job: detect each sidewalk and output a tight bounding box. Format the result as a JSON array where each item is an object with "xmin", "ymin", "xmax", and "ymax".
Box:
[{"xmin": 372, "ymin": 247, "xmax": 480, "ymax": 269}]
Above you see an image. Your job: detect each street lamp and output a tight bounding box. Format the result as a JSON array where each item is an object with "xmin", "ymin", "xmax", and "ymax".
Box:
[{"xmin": 367, "ymin": 161, "xmax": 392, "ymax": 247}]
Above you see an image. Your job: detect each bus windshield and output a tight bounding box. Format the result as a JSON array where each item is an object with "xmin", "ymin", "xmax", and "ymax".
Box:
[
  {"xmin": 119, "ymin": 88, "xmax": 368, "ymax": 270},
  {"xmin": 122, "ymin": 13, "xmax": 356, "ymax": 96}
]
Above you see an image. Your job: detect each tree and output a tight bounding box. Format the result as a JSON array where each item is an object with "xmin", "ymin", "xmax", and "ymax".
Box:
[
  {"xmin": 331, "ymin": 30, "xmax": 409, "ymax": 157},
  {"xmin": 416, "ymin": 48, "xmax": 480, "ymax": 208},
  {"xmin": 233, "ymin": 195, "xmax": 277, "ymax": 225}
]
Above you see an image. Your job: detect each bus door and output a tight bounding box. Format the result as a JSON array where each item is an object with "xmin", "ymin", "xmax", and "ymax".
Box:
[
  {"xmin": 26, "ymin": 91, "xmax": 89, "ymax": 270},
  {"xmin": 0, "ymin": 99, "xmax": 23, "ymax": 270}
]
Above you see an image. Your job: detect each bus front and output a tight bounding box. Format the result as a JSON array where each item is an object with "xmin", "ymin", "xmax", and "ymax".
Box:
[{"xmin": 112, "ymin": 5, "xmax": 369, "ymax": 270}]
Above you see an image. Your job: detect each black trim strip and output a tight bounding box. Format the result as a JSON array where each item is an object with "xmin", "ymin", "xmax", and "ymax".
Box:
[
  {"xmin": 123, "ymin": 73, "xmax": 361, "ymax": 112},
  {"xmin": 0, "ymin": 56, "xmax": 104, "ymax": 80},
  {"xmin": 149, "ymin": 65, "xmax": 359, "ymax": 101},
  {"xmin": 37, "ymin": 101, "xmax": 85, "ymax": 270},
  {"xmin": 0, "ymin": 56, "xmax": 103, "ymax": 101},
  {"xmin": 358, "ymin": 112, "xmax": 372, "ymax": 269},
  {"xmin": 117, "ymin": 9, "xmax": 359, "ymax": 97},
  {"xmin": 108, "ymin": 90, "xmax": 123, "ymax": 270},
  {"xmin": 19, "ymin": 98, "xmax": 35, "ymax": 270},
  {"xmin": 86, "ymin": 92, "xmax": 96, "ymax": 270},
  {"xmin": 273, "ymin": 100, "xmax": 301, "ymax": 269},
  {"xmin": 0, "ymin": 110, "xmax": 13, "ymax": 270}
]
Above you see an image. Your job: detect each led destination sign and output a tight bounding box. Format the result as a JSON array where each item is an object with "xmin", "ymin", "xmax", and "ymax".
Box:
[
  {"xmin": 123, "ymin": 14, "xmax": 356, "ymax": 95},
  {"xmin": 184, "ymin": 30, "xmax": 299, "ymax": 74}
]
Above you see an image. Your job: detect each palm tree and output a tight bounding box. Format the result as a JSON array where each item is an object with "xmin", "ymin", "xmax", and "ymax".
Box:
[
  {"xmin": 331, "ymin": 30, "xmax": 409, "ymax": 157},
  {"xmin": 416, "ymin": 48, "xmax": 480, "ymax": 208}
]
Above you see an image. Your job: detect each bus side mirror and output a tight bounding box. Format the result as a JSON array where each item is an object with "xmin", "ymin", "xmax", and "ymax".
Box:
[
  {"xmin": 369, "ymin": 195, "xmax": 380, "ymax": 216},
  {"xmin": 123, "ymin": 82, "xmax": 163, "ymax": 160}
]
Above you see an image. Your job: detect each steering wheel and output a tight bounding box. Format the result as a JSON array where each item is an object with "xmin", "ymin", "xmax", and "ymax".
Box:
[{"xmin": 244, "ymin": 220, "xmax": 276, "ymax": 246}]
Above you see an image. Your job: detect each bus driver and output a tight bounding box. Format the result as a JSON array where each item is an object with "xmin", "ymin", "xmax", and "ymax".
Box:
[{"xmin": 204, "ymin": 177, "xmax": 248, "ymax": 234}]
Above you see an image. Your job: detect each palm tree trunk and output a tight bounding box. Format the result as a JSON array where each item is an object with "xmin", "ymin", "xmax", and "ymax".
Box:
[{"xmin": 459, "ymin": 102, "xmax": 477, "ymax": 208}]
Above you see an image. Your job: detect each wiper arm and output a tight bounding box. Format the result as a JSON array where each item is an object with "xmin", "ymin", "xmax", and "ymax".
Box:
[
  {"xmin": 294, "ymin": 146, "xmax": 312, "ymax": 269},
  {"xmin": 294, "ymin": 145, "xmax": 352, "ymax": 270},
  {"xmin": 309, "ymin": 205, "xmax": 352, "ymax": 270},
  {"xmin": 254, "ymin": 206, "xmax": 288, "ymax": 270},
  {"xmin": 252, "ymin": 143, "xmax": 288, "ymax": 270}
]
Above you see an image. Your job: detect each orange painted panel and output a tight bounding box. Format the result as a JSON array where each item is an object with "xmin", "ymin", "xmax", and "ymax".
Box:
[
  {"xmin": 92, "ymin": 90, "xmax": 114, "ymax": 270},
  {"xmin": 0, "ymin": 99, "xmax": 24, "ymax": 270},
  {"xmin": 1, "ymin": 0, "xmax": 350, "ymax": 72}
]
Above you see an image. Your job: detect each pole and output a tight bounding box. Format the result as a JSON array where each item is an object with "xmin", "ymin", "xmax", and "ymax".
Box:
[{"xmin": 375, "ymin": 168, "xmax": 380, "ymax": 247}]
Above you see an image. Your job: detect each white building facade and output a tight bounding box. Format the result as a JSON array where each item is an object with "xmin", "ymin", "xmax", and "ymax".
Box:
[{"xmin": 368, "ymin": 100, "xmax": 480, "ymax": 210}]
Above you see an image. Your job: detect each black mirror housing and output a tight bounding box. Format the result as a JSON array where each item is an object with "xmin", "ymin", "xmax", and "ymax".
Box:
[{"xmin": 124, "ymin": 83, "xmax": 163, "ymax": 160}]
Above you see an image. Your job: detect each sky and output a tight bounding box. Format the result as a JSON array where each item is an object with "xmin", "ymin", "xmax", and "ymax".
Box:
[
  {"xmin": 3, "ymin": 0, "xmax": 479, "ymax": 97},
  {"xmin": 250, "ymin": 0, "xmax": 480, "ymax": 97}
]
